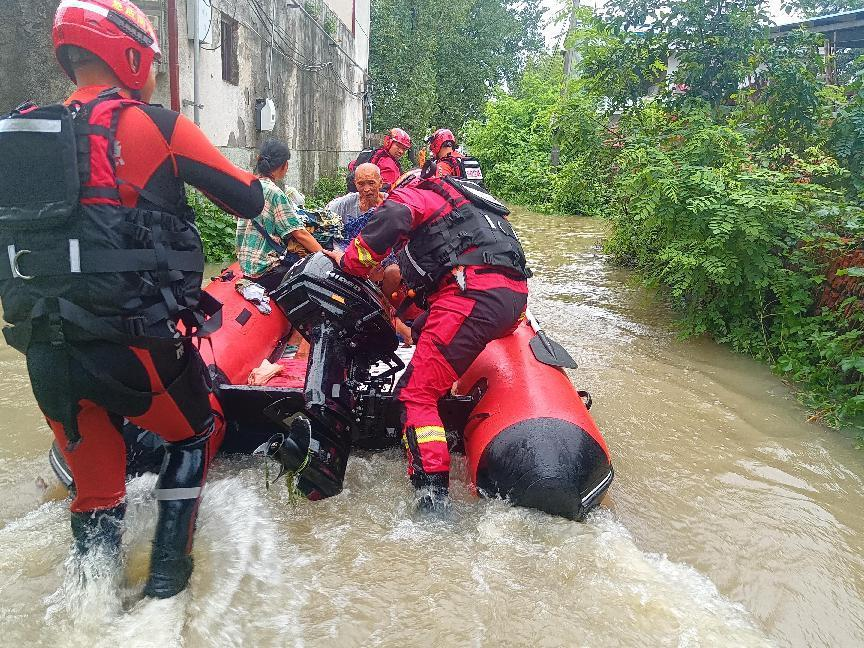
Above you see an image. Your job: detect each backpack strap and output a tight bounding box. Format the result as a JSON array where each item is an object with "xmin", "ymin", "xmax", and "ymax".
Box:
[
  {"xmin": 250, "ymin": 217, "xmax": 287, "ymax": 256},
  {"xmin": 75, "ymin": 91, "xmax": 145, "ymax": 205}
]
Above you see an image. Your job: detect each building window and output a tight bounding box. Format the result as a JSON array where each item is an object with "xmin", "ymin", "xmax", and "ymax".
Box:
[{"xmin": 221, "ymin": 14, "xmax": 239, "ymax": 85}]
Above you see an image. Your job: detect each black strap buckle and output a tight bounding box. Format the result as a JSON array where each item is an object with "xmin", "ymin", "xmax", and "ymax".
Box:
[
  {"xmin": 123, "ymin": 315, "xmax": 147, "ymax": 337},
  {"xmin": 47, "ymin": 311, "xmax": 65, "ymax": 348}
]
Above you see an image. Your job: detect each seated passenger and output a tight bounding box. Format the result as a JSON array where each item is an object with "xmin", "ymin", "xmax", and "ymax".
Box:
[
  {"xmin": 327, "ymin": 162, "xmax": 387, "ymax": 244},
  {"xmin": 328, "ymin": 164, "xmax": 412, "ymax": 344},
  {"xmin": 236, "ymin": 140, "xmax": 322, "ymax": 291}
]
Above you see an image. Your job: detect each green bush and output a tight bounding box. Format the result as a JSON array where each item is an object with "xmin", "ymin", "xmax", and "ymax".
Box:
[
  {"xmin": 188, "ymin": 188, "xmax": 236, "ymax": 262},
  {"xmin": 306, "ymin": 167, "xmax": 349, "ymax": 209},
  {"xmin": 467, "ymin": 50, "xmax": 864, "ymax": 435},
  {"xmin": 604, "ymin": 105, "xmax": 864, "ymax": 432}
]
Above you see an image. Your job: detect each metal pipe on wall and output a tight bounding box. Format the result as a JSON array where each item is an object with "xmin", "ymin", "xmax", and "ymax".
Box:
[
  {"xmin": 167, "ymin": 0, "xmax": 181, "ymax": 111},
  {"xmin": 192, "ymin": 0, "xmax": 200, "ymax": 125}
]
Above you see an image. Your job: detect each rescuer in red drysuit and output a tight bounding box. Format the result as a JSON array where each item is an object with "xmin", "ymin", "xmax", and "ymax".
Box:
[
  {"xmin": 424, "ymin": 128, "xmax": 466, "ymax": 179},
  {"xmin": 0, "ymin": 0, "xmax": 263, "ymax": 598},
  {"xmin": 347, "ymin": 127, "xmax": 411, "ymax": 191},
  {"xmin": 324, "ymin": 174, "xmax": 530, "ymax": 513}
]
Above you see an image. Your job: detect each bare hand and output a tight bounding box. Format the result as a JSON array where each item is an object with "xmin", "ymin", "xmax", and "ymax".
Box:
[
  {"xmin": 394, "ymin": 317, "xmax": 413, "ymax": 346},
  {"xmin": 322, "ymin": 249, "xmax": 344, "ymax": 266}
]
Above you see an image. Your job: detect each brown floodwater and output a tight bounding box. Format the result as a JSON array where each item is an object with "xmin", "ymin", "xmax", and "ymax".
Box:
[{"xmin": 0, "ymin": 209, "xmax": 862, "ymax": 647}]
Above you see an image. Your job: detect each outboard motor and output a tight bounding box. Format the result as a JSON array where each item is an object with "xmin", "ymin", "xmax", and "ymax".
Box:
[{"xmin": 260, "ymin": 253, "xmax": 402, "ymax": 497}]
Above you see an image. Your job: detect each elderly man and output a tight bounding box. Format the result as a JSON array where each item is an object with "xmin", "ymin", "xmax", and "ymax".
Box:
[
  {"xmin": 327, "ymin": 163, "xmax": 411, "ymax": 342},
  {"xmin": 327, "ymin": 162, "xmax": 387, "ymax": 241}
]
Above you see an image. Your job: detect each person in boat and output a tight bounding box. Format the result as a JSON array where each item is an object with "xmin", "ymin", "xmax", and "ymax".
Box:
[
  {"xmin": 422, "ymin": 129, "xmax": 485, "ymax": 186},
  {"xmin": 424, "ymin": 128, "xmax": 464, "ymax": 178},
  {"xmin": 323, "ymin": 173, "xmax": 530, "ymax": 513},
  {"xmin": 236, "ymin": 139, "xmax": 323, "ymax": 292},
  {"xmin": 328, "ymin": 162, "xmax": 387, "ymax": 241},
  {"xmin": 0, "ymin": 0, "xmax": 265, "ymax": 599},
  {"xmin": 346, "ymin": 128, "xmax": 411, "ymax": 191},
  {"xmin": 328, "ymin": 163, "xmax": 412, "ymax": 344}
]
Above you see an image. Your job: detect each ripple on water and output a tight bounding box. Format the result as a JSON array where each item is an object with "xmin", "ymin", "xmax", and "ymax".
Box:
[{"xmin": 0, "ymin": 211, "xmax": 862, "ymax": 647}]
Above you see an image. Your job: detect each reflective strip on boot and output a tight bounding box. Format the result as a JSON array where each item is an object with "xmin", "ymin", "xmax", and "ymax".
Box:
[{"xmin": 155, "ymin": 486, "xmax": 202, "ymax": 500}]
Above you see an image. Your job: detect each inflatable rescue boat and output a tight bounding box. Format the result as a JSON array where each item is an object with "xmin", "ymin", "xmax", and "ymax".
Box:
[{"xmin": 50, "ymin": 253, "xmax": 613, "ymax": 519}]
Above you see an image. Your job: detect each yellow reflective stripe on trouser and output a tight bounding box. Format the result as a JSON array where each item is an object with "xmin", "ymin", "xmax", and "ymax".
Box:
[
  {"xmin": 415, "ymin": 425, "xmax": 447, "ymax": 444},
  {"xmin": 354, "ymin": 238, "xmax": 377, "ymax": 268}
]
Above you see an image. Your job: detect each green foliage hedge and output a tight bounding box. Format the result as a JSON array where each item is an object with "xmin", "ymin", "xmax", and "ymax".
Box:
[
  {"xmin": 306, "ymin": 167, "xmax": 349, "ymax": 209},
  {"xmin": 604, "ymin": 106, "xmax": 864, "ymax": 430},
  {"xmin": 465, "ymin": 53, "xmax": 864, "ymax": 437},
  {"xmin": 188, "ymin": 189, "xmax": 237, "ymax": 263}
]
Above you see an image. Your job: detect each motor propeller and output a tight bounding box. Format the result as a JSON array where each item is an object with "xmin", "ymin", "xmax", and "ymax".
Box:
[{"xmin": 252, "ymin": 413, "xmax": 313, "ymax": 488}]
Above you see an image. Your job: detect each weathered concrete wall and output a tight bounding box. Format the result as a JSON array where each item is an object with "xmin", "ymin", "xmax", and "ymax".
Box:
[
  {"xmin": 1, "ymin": 0, "xmax": 369, "ymax": 193},
  {"xmin": 0, "ymin": 0, "xmax": 75, "ymax": 111},
  {"xmin": 0, "ymin": 0, "xmax": 171, "ymax": 110},
  {"xmin": 178, "ymin": 0, "xmax": 368, "ymax": 191}
]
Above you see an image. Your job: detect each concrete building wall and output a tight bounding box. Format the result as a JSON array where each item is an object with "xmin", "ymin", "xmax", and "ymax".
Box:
[
  {"xmin": 0, "ymin": 0, "xmax": 369, "ymax": 194},
  {"xmin": 0, "ymin": 0, "xmax": 76, "ymax": 112},
  {"xmin": 179, "ymin": 0, "xmax": 368, "ymax": 191},
  {"xmin": 325, "ymin": 0, "xmax": 353, "ymax": 30}
]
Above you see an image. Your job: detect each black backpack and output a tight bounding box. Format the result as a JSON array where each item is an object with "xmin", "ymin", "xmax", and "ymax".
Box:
[
  {"xmin": 0, "ymin": 94, "xmax": 216, "ymax": 353},
  {"xmin": 346, "ymin": 148, "xmax": 377, "ymax": 192}
]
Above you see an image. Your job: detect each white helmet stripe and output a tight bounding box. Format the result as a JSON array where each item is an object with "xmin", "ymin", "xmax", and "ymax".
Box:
[{"xmin": 57, "ymin": 0, "xmax": 110, "ymax": 18}]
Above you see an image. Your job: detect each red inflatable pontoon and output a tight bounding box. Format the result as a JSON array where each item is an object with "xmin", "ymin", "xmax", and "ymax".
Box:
[{"xmin": 50, "ymin": 256, "xmax": 614, "ymax": 519}]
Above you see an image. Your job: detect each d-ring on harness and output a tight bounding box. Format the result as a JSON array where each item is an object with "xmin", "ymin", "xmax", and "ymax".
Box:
[{"xmin": 7, "ymin": 246, "xmax": 33, "ymax": 280}]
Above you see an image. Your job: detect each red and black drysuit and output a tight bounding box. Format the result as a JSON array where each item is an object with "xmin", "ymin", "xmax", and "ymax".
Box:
[
  {"xmin": 0, "ymin": 85, "xmax": 263, "ymax": 596},
  {"xmin": 350, "ymin": 147, "xmax": 402, "ymax": 190},
  {"xmin": 339, "ymin": 177, "xmax": 529, "ymax": 488},
  {"xmin": 433, "ymin": 150, "xmax": 465, "ymax": 179}
]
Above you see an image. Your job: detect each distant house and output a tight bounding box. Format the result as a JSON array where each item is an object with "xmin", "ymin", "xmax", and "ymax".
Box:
[{"xmin": 771, "ymin": 9, "xmax": 864, "ymax": 82}]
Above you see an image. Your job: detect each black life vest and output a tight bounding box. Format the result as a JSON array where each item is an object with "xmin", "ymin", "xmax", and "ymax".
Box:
[
  {"xmin": 346, "ymin": 148, "xmax": 388, "ymax": 192},
  {"xmin": 0, "ymin": 90, "xmax": 218, "ymax": 352},
  {"xmin": 395, "ymin": 176, "xmax": 530, "ymax": 291}
]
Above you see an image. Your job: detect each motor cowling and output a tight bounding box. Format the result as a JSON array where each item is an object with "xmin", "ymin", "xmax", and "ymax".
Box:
[{"xmin": 271, "ymin": 253, "xmax": 398, "ymax": 364}]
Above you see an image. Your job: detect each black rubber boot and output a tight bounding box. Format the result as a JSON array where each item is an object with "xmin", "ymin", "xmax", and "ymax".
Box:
[
  {"xmin": 70, "ymin": 503, "xmax": 126, "ymax": 558},
  {"xmin": 143, "ymin": 433, "xmax": 209, "ymax": 599},
  {"xmin": 411, "ymin": 471, "xmax": 451, "ymax": 518}
]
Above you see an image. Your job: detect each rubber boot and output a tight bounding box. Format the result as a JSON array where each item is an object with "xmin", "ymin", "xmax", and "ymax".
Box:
[
  {"xmin": 70, "ymin": 503, "xmax": 126, "ymax": 558},
  {"xmin": 143, "ymin": 433, "xmax": 209, "ymax": 599},
  {"xmin": 411, "ymin": 471, "xmax": 451, "ymax": 517}
]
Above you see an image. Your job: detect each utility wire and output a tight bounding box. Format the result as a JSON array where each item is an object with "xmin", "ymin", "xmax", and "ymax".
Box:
[
  {"xmin": 190, "ymin": 0, "xmax": 365, "ymax": 97},
  {"xmin": 245, "ymin": 0, "xmax": 364, "ymax": 96}
]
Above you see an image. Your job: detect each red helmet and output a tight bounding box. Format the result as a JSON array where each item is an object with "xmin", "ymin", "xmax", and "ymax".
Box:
[
  {"xmin": 428, "ymin": 129, "xmax": 456, "ymax": 156},
  {"xmin": 383, "ymin": 127, "xmax": 412, "ymax": 150},
  {"xmin": 53, "ymin": 0, "xmax": 161, "ymax": 91}
]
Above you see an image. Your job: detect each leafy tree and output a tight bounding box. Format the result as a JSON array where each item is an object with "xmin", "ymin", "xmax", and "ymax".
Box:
[
  {"xmin": 781, "ymin": 0, "xmax": 864, "ymax": 16},
  {"xmin": 599, "ymin": 0, "xmax": 770, "ymax": 108},
  {"xmin": 464, "ymin": 10, "xmax": 864, "ymax": 431},
  {"xmin": 572, "ymin": 9, "xmax": 668, "ymax": 112},
  {"xmin": 368, "ymin": 0, "xmax": 544, "ymax": 139},
  {"xmin": 464, "ymin": 57, "xmax": 561, "ymax": 209},
  {"xmin": 734, "ymin": 29, "xmax": 828, "ymax": 152}
]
